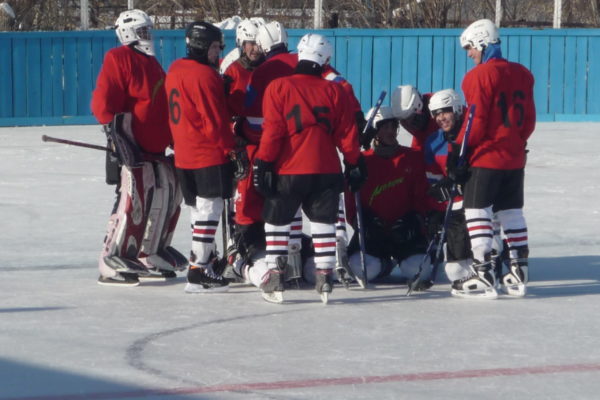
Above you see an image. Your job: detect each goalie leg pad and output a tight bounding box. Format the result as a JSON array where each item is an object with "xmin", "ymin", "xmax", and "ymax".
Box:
[
  {"xmin": 138, "ymin": 159, "xmax": 187, "ymax": 271},
  {"xmin": 108, "ymin": 112, "xmax": 142, "ymax": 167},
  {"xmin": 99, "ymin": 165, "xmax": 152, "ymax": 277}
]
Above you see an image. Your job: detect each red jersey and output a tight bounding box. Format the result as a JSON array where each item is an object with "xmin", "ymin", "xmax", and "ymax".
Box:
[
  {"xmin": 322, "ymin": 65, "xmax": 362, "ymax": 115},
  {"xmin": 91, "ymin": 45, "xmax": 171, "ymax": 154},
  {"xmin": 164, "ymin": 58, "xmax": 235, "ymax": 169},
  {"xmin": 223, "ymin": 59, "xmax": 253, "ymax": 117},
  {"xmin": 243, "ymin": 52, "xmax": 298, "ymax": 144},
  {"xmin": 458, "ymin": 58, "xmax": 536, "ymax": 169},
  {"xmin": 256, "ymin": 73, "xmax": 360, "ymax": 175},
  {"xmin": 345, "ymin": 146, "xmax": 430, "ymax": 228}
]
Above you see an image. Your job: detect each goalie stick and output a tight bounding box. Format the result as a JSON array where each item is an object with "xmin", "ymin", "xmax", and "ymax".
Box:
[
  {"xmin": 406, "ymin": 104, "xmax": 476, "ymax": 296},
  {"xmin": 354, "ymin": 90, "xmax": 387, "ymax": 289},
  {"xmin": 41, "ymin": 135, "xmax": 111, "ymax": 152}
]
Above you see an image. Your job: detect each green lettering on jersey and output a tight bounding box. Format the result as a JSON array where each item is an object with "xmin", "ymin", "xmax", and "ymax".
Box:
[{"xmin": 369, "ymin": 177, "xmax": 404, "ymax": 206}]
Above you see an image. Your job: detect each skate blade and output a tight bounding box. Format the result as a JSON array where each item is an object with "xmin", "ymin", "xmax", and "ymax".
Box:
[
  {"xmin": 320, "ymin": 292, "xmax": 329, "ymax": 304},
  {"xmin": 184, "ymin": 282, "xmax": 229, "ymax": 294},
  {"xmin": 262, "ymin": 291, "xmax": 284, "ymax": 304},
  {"xmin": 139, "ymin": 271, "xmax": 177, "ymax": 282},
  {"xmin": 355, "ymin": 276, "xmax": 367, "ymax": 289},
  {"xmin": 97, "ymin": 276, "xmax": 139, "ymax": 287},
  {"xmin": 451, "ymin": 287, "xmax": 498, "ymax": 300},
  {"xmin": 502, "ymin": 283, "xmax": 526, "ymax": 297}
]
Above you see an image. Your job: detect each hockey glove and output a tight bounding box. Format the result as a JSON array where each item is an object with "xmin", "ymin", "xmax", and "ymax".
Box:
[
  {"xmin": 253, "ymin": 158, "xmax": 277, "ymax": 198},
  {"xmin": 428, "ymin": 177, "xmax": 454, "ymax": 203},
  {"xmin": 446, "ymin": 142, "xmax": 469, "ymax": 185},
  {"xmin": 230, "ymin": 149, "xmax": 249, "ymax": 180},
  {"xmin": 344, "ymin": 155, "xmax": 368, "ymax": 192},
  {"xmin": 359, "ymin": 125, "xmax": 377, "ymax": 150}
]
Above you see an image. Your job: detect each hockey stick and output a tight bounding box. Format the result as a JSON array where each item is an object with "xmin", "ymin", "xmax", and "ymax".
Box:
[
  {"xmin": 41, "ymin": 134, "xmax": 111, "ymax": 152},
  {"xmin": 353, "ymin": 90, "xmax": 387, "ymax": 289},
  {"xmin": 406, "ymin": 104, "xmax": 475, "ymax": 296}
]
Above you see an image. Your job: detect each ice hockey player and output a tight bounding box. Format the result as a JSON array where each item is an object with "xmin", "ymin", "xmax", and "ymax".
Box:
[
  {"xmin": 334, "ymin": 106, "xmax": 431, "ymax": 284},
  {"xmin": 222, "ymin": 19, "xmax": 265, "ymax": 117},
  {"xmin": 91, "ymin": 9, "xmax": 187, "ymax": 287},
  {"xmin": 453, "ymin": 19, "xmax": 536, "ymax": 299},
  {"xmin": 421, "ymin": 89, "xmax": 476, "ymax": 292},
  {"xmin": 251, "ymin": 33, "xmax": 365, "ymax": 304},
  {"xmin": 165, "ymin": 21, "xmax": 245, "ymax": 293},
  {"xmin": 390, "ymin": 85, "xmax": 438, "ymax": 150}
]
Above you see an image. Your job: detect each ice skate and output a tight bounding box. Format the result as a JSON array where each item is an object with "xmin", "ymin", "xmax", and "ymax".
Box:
[
  {"xmin": 335, "ymin": 239, "xmax": 355, "ymax": 289},
  {"xmin": 502, "ymin": 259, "xmax": 528, "ymax": 297},
  {"xmin": 138, "ymin": 269, "xmax": 177, "ymax": 282},
  {"xmin": 451, "ymin": 256, "xmax": 498, "ymax": 300},
  {"xmin": 102, "ymin": 255, "xmax": 151, "ymax": 276},
  {"xmin": 285, "ymin": 245, "xmax": 303, "ymax": 287},
  {"xmin": 260, "ymin": 259, "xmax": 285, "ymax": 304},
  {"xmin": 184, "ymin": 265, "xmax": 229, "ymax": 293},
  {"xmin": 97, "ymin": 272, "xmax": 140, "ymax": 287},
  {"xmin": 315, "ymin": 269, "xmax": 334, "ymax": 304}
]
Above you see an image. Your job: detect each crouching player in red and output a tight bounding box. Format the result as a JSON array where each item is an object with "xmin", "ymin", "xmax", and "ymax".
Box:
[
  {"xmin": 339, "ymin": 107, "xmax": 432, "ymax": 285},
  {"xmin": 249, "ymin": 33, "xmax": 365, "ymax": 304},
  {"xmin": 91, "ymin": 9, "xmax": 186, "ymax": 287},
  {"xmin": 165, "ymin": 22, "xmax": 243, "ymax": 293}
]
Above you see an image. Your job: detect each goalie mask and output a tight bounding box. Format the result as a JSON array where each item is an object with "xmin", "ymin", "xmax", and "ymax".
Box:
[
  {"xmin": 115, "ymin": 9, "xmax": 155, "ymax": 56},
  {"xmin": 391, "ymin": 85, "xmax": 423, "ymax": 120}
]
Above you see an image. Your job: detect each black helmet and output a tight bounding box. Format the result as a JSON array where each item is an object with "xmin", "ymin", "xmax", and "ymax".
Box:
[{"xmin": 185, "ymin": 21, "xmax": 224, "ymax": 63}]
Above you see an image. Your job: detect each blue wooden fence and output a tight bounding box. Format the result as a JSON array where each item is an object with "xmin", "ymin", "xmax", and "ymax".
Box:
[{"xmin": 1, "ymin": 28, "xmax": 599, "ymax": 126}]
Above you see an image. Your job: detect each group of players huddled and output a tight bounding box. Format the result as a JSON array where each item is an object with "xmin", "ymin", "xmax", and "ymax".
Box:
[{"xmin": 91, "ymin": 11, "xmax": 535, "ymax": 304}]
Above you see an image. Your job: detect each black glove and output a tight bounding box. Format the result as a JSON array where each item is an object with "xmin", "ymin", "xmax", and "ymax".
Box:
[
  {"xmin": 230, "ymin": 149, "xmax": 249, "ymax": 180},
  {"xmin": 359, "ymin": 125, "xmax": 377, "ymax": 150},
  {"xmin": 344, "ymin": 155, "xmax": 368, "ymax": 192},
  {"xmin": 446, "ymin": 142, "xmax": 469, "ymax": 184},
  {"xmin": 253, "ymin": 158, "xmax": 276, "ymax": 198},
  {"xmin": 428, "ymin": 177, "xmax": 454, "ymax": 202}
]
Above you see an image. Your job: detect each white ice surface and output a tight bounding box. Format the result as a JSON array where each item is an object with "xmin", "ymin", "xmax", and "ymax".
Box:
[{"xmin": 1, "ymin": 123, "xmax": 599, "ymax": 399}]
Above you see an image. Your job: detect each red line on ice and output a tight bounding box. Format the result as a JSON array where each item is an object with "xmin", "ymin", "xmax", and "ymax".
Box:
[{"xmin": 7, "ymin": 363, "xmax": 600, "ymax": 400}]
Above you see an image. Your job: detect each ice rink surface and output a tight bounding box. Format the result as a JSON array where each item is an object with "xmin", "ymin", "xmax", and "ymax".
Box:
[{"xmin": 1, "ymin": 123, "xmax": 600, "ymax": 399}]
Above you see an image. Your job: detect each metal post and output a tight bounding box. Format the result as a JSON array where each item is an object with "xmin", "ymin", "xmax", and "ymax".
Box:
[
  {"xmin": 80, "ymin": 0, "xmax": 89, "ymax": 30},
  {"xmin": 128, "ymin": 0, "xmax": 134, "ymax": 10},
  {"xmin": 314, "ymin": 0, "xmax": 323, "ymax": 29},
  {"xmin": 495, "ymin": 0, "xmax": 502, "ymax": 27},
  {"xmin": 553, "ymin": 0, "xmax": 562, "ymax": 28}
]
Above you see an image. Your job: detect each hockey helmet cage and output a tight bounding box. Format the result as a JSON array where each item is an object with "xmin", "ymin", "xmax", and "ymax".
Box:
[
  {"xmin": 391, "ymin": 85, "xmax": 423, "ymax": 120},
  {"xmin": 115, "ymin": 9, "xmax": 154, "ymax": 56},
  {"xmin": 366, "ymin": 106, "xmax": 396, "ymax": 129},
  {"xmin": 429, "ymin": 89, "xmax": 464, "ymax": 118},
  {"xmin": 256, "ymin": 21, "xmax": 288, "ymax": 54},
  {"xmin": 460, "ymin": 19, "xmax": 499, "ymax": 51},
  {"xmin": 297, "ymin": 33, "xmax": 333, "ymax": 66},
  {"xmin": 236, "ymin": 19, "xmax": 263, "ymax": 48}
]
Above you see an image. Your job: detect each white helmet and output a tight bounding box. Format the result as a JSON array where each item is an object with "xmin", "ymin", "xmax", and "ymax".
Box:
[
  {"xmin": 256, "ymin": 21, "xmax": 288, "ymax": 54},
  {"xmin": 236, "ymin": 19, "xmax": 262, "ymax": 48},
  {"xmin": 391, "ymin": 85, "xmax": 423, "ymax": 120},
  {"xmin": 460, "ymin": 19, "xmax": 499, "ymax": 51},
  {"xmin": 297, "ymin": 33, "xmax": 333, "ymax": 66},
  {"xmin": 429, "ymin": 89, "xmax": 464, "ymax": 117},
  {"xmin": 366, "ymin": 106, "xmax": 396, "ymax": 129},
  {"xmin": 115, "ymin": 9, "xmax": 155, "ymax": 56}
]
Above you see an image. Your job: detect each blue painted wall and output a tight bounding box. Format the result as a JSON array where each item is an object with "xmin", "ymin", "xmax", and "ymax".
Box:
[{"xmin": 1, "ymin": 28, "xmax": 599, "ymax": 126}]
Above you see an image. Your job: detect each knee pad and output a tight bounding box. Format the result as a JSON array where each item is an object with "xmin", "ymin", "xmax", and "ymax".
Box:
[{"xmin": 347, "ymin": 252, "xmax": 382, "ymax": 282}]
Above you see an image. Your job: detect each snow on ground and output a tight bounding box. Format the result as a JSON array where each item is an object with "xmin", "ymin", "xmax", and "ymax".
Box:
[{"xmin": 0, "ymin": 123, "xmax": 599, "ymax": 399}]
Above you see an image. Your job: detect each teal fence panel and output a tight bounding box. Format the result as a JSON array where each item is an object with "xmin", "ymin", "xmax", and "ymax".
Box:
[{"xmin": 1, "ymin": 28, "xmax": 600, "ymax": 126}]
